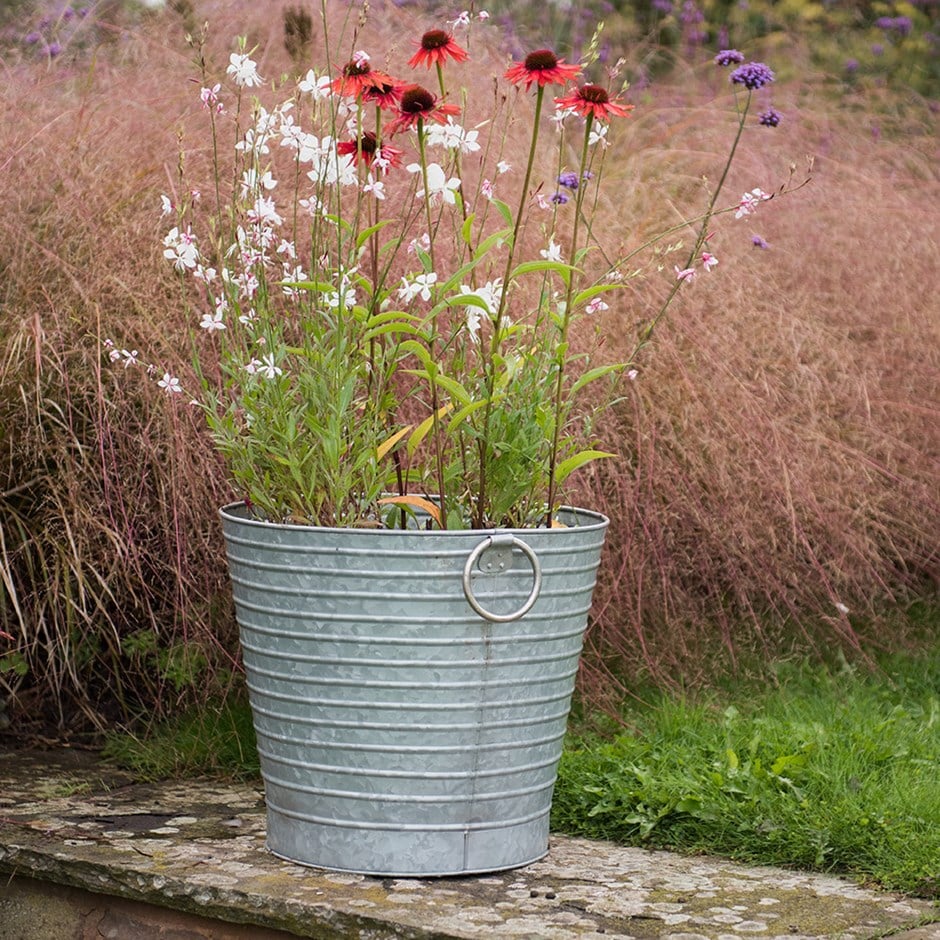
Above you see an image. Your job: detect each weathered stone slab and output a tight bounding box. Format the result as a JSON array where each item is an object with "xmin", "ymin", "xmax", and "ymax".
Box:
[{"xmin": 0, "ymin": 749, "xmax": 937, "ymax": 939}]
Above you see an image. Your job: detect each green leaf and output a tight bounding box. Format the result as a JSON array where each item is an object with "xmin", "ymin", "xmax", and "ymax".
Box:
[
  {"xmin": 427, "ymin": 373, "xmax": 472, "ymax": 406},
  {"xmin": 572, "ymin": 282, "xmax": 626, "ymax": 308},
  {"xmin": 448, "ymin": 398, "xmax": 489, "ymax": 431},
  {"xmin": 570, "ymin": 363, "xmax": 625, "ymax": 395},
  {"xmin": 461, "ymin": 212, "xmax": 476, "ymax": 247},
  {"xmin": 553, "ymin": 449, "xmax": 616, "ymax": 484},
  {"xmin": 407, "ymin": 404, "xmax": 452, "ymax": 456},
  {"xmin": 355, "ymin": 218, "xmax": 396, "ymax": 251},
  {"xmin": 399, "ymin": 339, "xmax": 435, "ymax": 371},
  {"xmin": 472, "ymin": 227, "xmax": 511, "ymax": 261},
  {"xmin": 509, "ymin": 259, "xmax": 577, "ymax": 286},
  {"xmin": 364, "ymin": 321, "xmax": 427, "ymax": 341},
  {"xmin": 492, "ymin": 198, "xmax": 514, "ymax": 227},
  {"xmin": 278, "ymin": 279, "xmax": 334, "ymax": 294},
  {"xmin": 443, "ymin": 293, "xmax": 491, "ymax": 313}
]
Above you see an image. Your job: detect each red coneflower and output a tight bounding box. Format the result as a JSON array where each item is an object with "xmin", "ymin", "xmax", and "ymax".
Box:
[
  {"xmin": 361, "ymin": 79, "xmax": 405, "ymax": 111},
  {"xmin": 331, "ymin": 53, "xmax": 394, "ymax": 98},
  {"xmin": 385, "ymin": 84, "xmax": 461, "ymax": 135},
  {"xmin": 408, "ymin": 29, "xmax": 469, "ymax": 69},
  {"xmin": 336, "ymin": 131, "xmax": 403, "ymax": 169},
  {"xmin": 504, "ymin": 49, "xmax": 582, "ymax": 91},
  {"xmin": 554, "ymin": 84, "xmax": 633, "ymax": 120}
]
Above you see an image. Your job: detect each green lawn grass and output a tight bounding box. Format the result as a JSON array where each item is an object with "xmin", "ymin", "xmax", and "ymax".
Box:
[
  {"xmin": 103, "ymin": 644, "xmax": 939, "ymax": 897},
  {"xmin": 553, "ymin": 648, "xmax": 940, "ymax": 897}
]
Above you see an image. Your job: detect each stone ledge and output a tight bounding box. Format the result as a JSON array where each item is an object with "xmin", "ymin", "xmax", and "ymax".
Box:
[{"xmin": 1, "ymin": 749, "xmax": 937, "ymax": 939}]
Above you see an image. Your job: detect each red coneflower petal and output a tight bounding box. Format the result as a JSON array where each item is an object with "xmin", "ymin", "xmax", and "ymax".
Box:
[
  {"xmin": 332, "ymin": 59, "xmax": 395, "ymax": 97},
  {"xmin": 505, "ymin": 49, "xmax": 582, "ymax": 90},
  {"xmin": 554, "ymin": 84, "xmax": 634, "ymax": 120},
  {"xmin": 408, "ymin": 30, "xmax": 469, "ymax": 69},
  {"xmin": 386, "ymin": 84, "xmax": 462, "ymax": 134}
]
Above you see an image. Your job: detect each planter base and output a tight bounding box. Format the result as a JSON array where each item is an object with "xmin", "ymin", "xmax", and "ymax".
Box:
[{"xmin": 266, "ymin": 809, "xmax": 549, "ymax": 877}]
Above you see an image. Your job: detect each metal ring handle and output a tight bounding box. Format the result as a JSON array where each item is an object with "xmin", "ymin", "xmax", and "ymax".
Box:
[{"xmin": 461, "ymin": 535, "xmax": 543, "ymax": 623}]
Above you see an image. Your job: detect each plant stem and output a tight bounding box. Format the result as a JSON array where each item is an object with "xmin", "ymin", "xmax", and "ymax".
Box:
[
  {"xmin": 417, "ymin": 117, "xmax": 448, "ymax": 526},
  {"xmin": 631, "ymin": 91, "xmax": 752, "ymax": 363},
  {"xmin": 474, "ymin": 84, "xmax": 546, "ymax": 527},
  {"xmin": 545, "ymin": 113, "xmax": 594, "ymax": 524}
]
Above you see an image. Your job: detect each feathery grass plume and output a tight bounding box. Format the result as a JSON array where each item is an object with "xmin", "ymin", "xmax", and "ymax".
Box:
[{"xmin": 0, "ymin": 0, "xmax": 936, "ymax": 732}]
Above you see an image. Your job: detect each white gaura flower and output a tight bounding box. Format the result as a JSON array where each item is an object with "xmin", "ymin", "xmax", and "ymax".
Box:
[
  {"xmin": 199, "ymin": 309, "xmax": 226, "ymax": 332},
  {"xmin": 325, "ymin": 284, "xmax": 357, "ymax": 309},
  {"xmin": 298, "ymin": 69, "xmax": 332, "ymax": 100},
  {"xmin": 588, "ymin": 124, "xmax": 609, "ymax": 148},
  {"xmin": 551, "ymin": 106, "xmax": 576, "ymax": 130},
  {"xmin": 458, "ymin": 279, "xmax": 504, "ymax": 341},
  {"xmin": 307, "ymin": 147, "xmax": 357, "ymax": 187},
  {"xmin": 298, "ymin": 195, "xmax": 322, "ymax": 217},
  {"xmin": 585, "ymin": 297, "xmax": 609, "ymax": 314},
  {"xmin": 464, "ymin": 305, "xmax": 482, "ymax": 341},
  {"xmin": 226, "ymin": 52, "xmax": 263, "ymax": 88},
  {"xmin": 281, "ymin": 264, "xmax": 307, "ymax": 298},
  {"xmin": 159, "ymin": 194, "xmax": 174, "ymax": 217},
  {"xmin": 425, "ymin": 119, "xmax": 481, "ymax": 154},
  {"xmin": 735, "ymin": 188, "xmax": 771, "ymax": 219},
  {"xmin": 398, "ymin": 272, "xmax": 438, "ymax": 303},
  {"xmin": 247, "ymin": 196, "xmax": 283, "ymax": 227},
  {"xmin": 236, "ymin": 126, "xmax": 271, "ymax": 156},
  {"xmin": 258, "ymin": 353, "xmax": 283, "ymax": 379},
  {"xmin": 363, "ymin": 174, "xmax": 385, "ymax": 200},
  {"xmin": 540, "ymin": 238, "xmax": 563, "ymax": 263},
  {"xmin": 163, "ymin": 226, "xmax": 198, "ymax": 271},
  {"xmin": 297, "ymin": 132, "xmax": 327, "ymax": 165},
  {"xmin": 280, "ymin": 120, "xmax": 306, "ymax": 151},
  {"xmin": 408, "ymin": 233, "xmax": 431, "ymax": 255},
  {"xmin": 240, "ymin": 168, "xmax": 277, "ymax": 196},
  {"xmin": 158, "ymin": 372, "xmax": 183, "ymax": 394},
  {"xmin": 111, "ymin": 347, "xmax": 139, "ymax": 368},
  {"xmin": 407, "ymin": 163, "xmax": 461, "ymax": 205},
  {"xmin": 496, "ymin": 160, "xmax": 511, "ymax": 174}
]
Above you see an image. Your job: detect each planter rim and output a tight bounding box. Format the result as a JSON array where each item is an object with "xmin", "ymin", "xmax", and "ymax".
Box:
[{"xmin": 220, "ymin": 500, "xmax": 610, "ymax": 536}]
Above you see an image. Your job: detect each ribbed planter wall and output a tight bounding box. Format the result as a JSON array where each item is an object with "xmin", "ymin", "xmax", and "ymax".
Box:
[{"xmin": 220, "ymin": 502, "xmax": 609, "ymax": 877}]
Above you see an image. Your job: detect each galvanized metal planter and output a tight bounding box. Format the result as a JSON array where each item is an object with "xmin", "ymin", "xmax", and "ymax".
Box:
[{"xmin": 220, "ymin": 501, "xmax": 609, "ymax": 877}]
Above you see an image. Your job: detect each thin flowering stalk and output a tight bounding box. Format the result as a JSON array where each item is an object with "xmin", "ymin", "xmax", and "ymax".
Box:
[
  {"xmin": 545, "ymin": 112, "xmax": 594, "ymax": 522},
  {"xmin": 631, "ymin": 88, "xmax": 754, "ymax": 368},
  {"xmin": 191, "ymin": 30, "xmax": 225, "ymax": 233},
  {"xmin": 415, "ymin": 115, "xmax": 449, "ymax": 526},
  {"xmin": 431, "ymin": 58, "xmax": 474, "ymax": 241},
  {"xmin": 474, "ymin": 82, "xmax": 548, "ymax": 527}
]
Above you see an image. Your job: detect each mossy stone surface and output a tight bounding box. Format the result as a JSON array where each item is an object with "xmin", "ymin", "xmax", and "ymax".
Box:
[{"xmin": 1, "ymin": 749, "xmax": 937, "ymax": 939}]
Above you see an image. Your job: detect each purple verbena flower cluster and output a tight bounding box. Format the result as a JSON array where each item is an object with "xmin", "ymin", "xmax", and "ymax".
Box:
[
  {"xmin": 19, "ymin": 3, "xmax": 91, "ymax": 59},
  {"xmin": 876, "ymin": 15, "xmax": 913, "ymax": 37},
  {"xmin": 558, "ymin": 171, "xmax": 580, "ymax": 190},
  {"xmin": 758, "ymin": 107, "xmax": 782, "ymax": 127},
  {"xmin": 714, "ymin": 49, "xmax": 745, "ymax": 67},
  {"xmin": 729, "ymin": 61, "xmax": 775, "ymax": 90}
]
